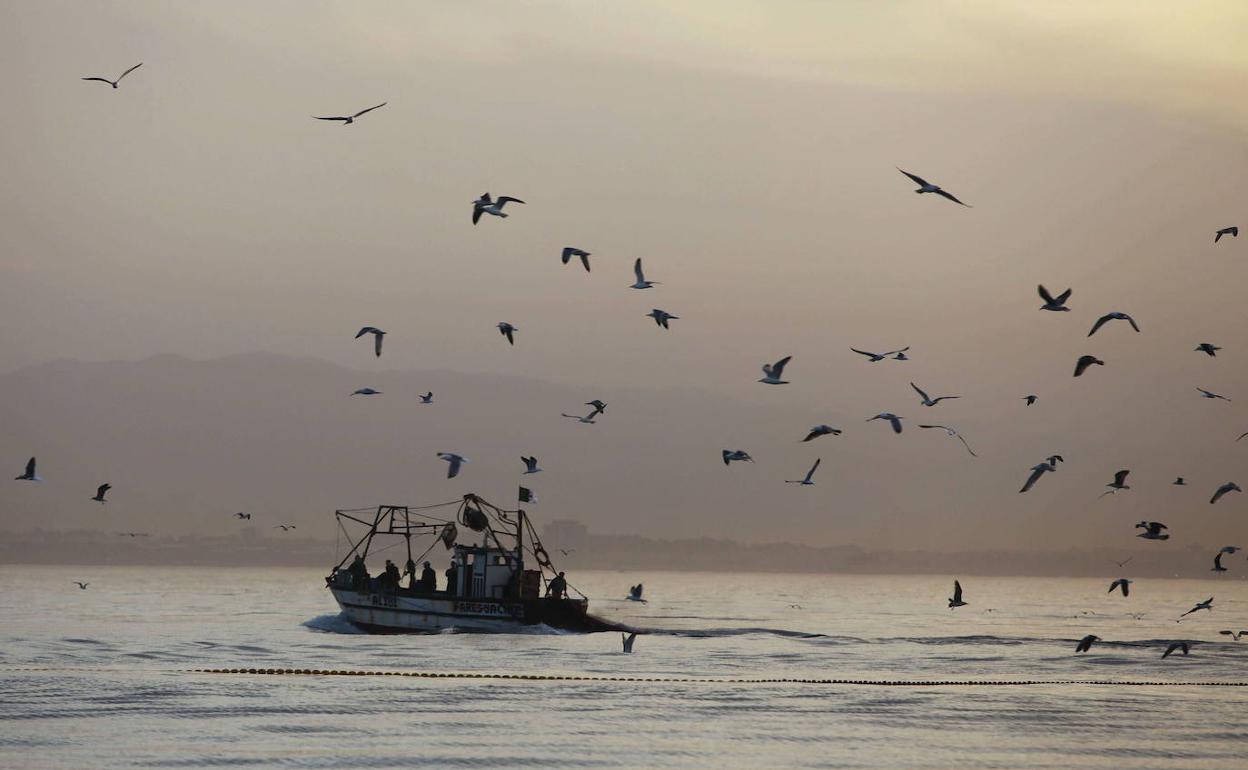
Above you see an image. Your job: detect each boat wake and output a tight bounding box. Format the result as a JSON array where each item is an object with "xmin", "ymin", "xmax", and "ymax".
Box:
[{"xmin": 302, "ymin": 614, "xmax": 367, "ymax": 635}]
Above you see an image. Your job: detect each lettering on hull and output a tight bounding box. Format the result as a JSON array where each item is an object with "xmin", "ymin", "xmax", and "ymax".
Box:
[{"xmin": 454, "ymin": 600, "xmax": 524, "ymax": 618}]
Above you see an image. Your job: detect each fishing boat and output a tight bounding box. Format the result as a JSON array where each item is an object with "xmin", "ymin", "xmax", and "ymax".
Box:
[{"xmin": 325, "ymin": 493, "xmax": 624, "ymax": 633}]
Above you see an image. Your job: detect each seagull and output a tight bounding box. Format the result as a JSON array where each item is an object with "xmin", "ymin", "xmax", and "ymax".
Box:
[
  {"xmin": 351, "ymin": 388, "xmax": 382, "ymax": 396},
  {"xmin": 1112, "ymin": 556, "xmax": 1133, "ymax": 569},
  {"xmin": 627, "ymin": 584, "xmax": 645, "ymax": 602},
  {"xmin": 561, "ymin": 247, "xmax": 591, "ymax": 272},
  {"xmin": 419, "ymin": 392, "xmax": 433, "ymax": 404},
  {"xmin": 234, "ymin": 512, "xmax": 251, "ymax": 520},
  {"xmin": 90, "ymin": 483, "xmax": 111, "ymax": 503},
  {"xmin": 1100, "ymin": 470, "xmax": 1131, "ymax": 497},
  {"xmin": 1173, "ymin": 477, "xmax": 1186, "ymax": 485},
  {"xmin": 585, "ymin": 400, "xmax": 608, "ymax": 417},
  {"xmin": 785, "ymin": 458, "xmax": 821, "ymax": 486},
  {"xmin": 1087, "ymin": 312, "xmax": 1140, "ymax": 337},
  {"xmin": 851, "ymin": 347, "xmax": 909, "ymax": 362},
  {"xmin": 802, "ymin": 425, "xmax": 842, "ymax": 442},
  {"xmin": 948, "ymin": 580, "xmax": 967, "ymax": 609},
  {"xmin": 1135, "ymin": 521, "xmax": 1169, "ymax": 540},
  {"xmin": 1210, "ymin": 482, "xmax": 1242, "ymax": 504},
  {"xmin": 911, "ymin": 383, "xmax": 961, "ymax": 407},
  {"xmin": 1212, "ymin": 552, "xmax": 1228, "ymax": 573},
  {"xmin": 497, "ymin": 322, "xmax": 517, "ymax": 345},
  {"xmin": 918, "ymin": 425, "xmax": 977, "ymax": 456},
  {"xmin": 117, "ymin": 532, "xmax": 149, "ymax": 538},
  {"xmin": 522, "ymin": 456, "xmax": 542, "ymax": 474},
  {"xmin": 1019, "ymin": 462, "xmax": 1055, "ymax": 493},
  {"xmin": 630, "ymin": 258, "xmax": 658, "ymax": 289},
  {"xmin": 313, "ymin": 102, "xmax": 386, "ymax": 124},
  {"xmin": 15, "ymin": 457, "xmax": 40, "ymax": 482},
  {"xmin": 1038, "ymin": 285, "xmax": 1073, "ymax": 312},
  {"xmin": 274, "ymin": 525, "xmax": 297, "ymax": 531},
  {"xmin": 867, "ymin": 413, "xmax": 903, "ymax": 434},
  {"xmin": 722, "ymin": 450, "xmax": 754, "ymax": 465},
  {"xmin": 1195, "ymin": 343, "xmax": 1221, "ymax": 357},
  {"xmin": 622, "ymin": 633, "xmax": 637, "ymax": 653},
  {"xmin": 759, "ymin": 356, "xmax": 792, "ymax": 385},
  {"xmin": 81, "ymin": 62, "xmax": 143, "ymax": 89},
  {"xmin": 1162, "ymin": 642, "xmax": 1190, "ymax": 658},
  {"xmin": 1179, "ymin": 597, "xmax": 1213, "ymax": 618},
  {"xmin": 1197, "ymin": 387, "xmax": 1231, "ymax": 401},
  {"xmin": 437, "ymin": 452, "xmax": 468, "ymax": 479},
  {"xmin": 1073, "ymin": 355, "xmax": 1104, "ymax": 377},
  {"xmin": 559, "ymin": 549, "xmax": 574, "ymax": 557},
  {"xmin": 73, "ymin": 581, "xmax": 89, "ymax": 590},
  {"xmin": 355, "ymin": 327, "xmax": 386, "ymax": 357},
  {"xmin": 1215, "ymin": 226, "xmax": 1238, "ymax": 243},
  {"xmin": 1218, "ymin": 630, "xmax": 1248, "ymax": 641},
  {"xmin": 646, "ymin": 309, "xmax": 678, "ymax": 329},
  {"xmin": 1023, "ymin": 394, "xmax": 1038, "ymax": 406},
  {"xmin": 472, "ymin": 193, "xmax": 524, "ymax": 224},
  {"xmin": 1075, "ymin": 635, "xmax": 1100, "ymax": 653},
  {"xmin": 1108, "ymin": 578, "xmax": 1132, "ymax": 597},
  {"xmin": 561, "ymin": 411, "xmax": 597, "ymax": 424},
  {"xmin": 896, "ymin": 168, "xmax": 971, "ymax": 206}
]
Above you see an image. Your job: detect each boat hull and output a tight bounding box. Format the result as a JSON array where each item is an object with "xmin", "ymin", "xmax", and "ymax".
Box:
[{"xmin": 329, "ymin": 587, "xmax": 624, "ymax": 634}]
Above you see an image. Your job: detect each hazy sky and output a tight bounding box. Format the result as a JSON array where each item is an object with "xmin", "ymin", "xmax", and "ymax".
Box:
[{"xmin": 3, "ymin": 2, "xmax": 1248, "ymax": 552}]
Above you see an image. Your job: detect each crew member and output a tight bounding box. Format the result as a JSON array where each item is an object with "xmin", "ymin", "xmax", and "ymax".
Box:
[
  {"xmin": 445, "ymin": 562, "xmax": 458, "ymax": 596},
  {"xmin": 420, "ymin": 561, "xmax": 437, "ymax": 591},
  {"xmin": 546, "ymin": 571, "xmax": 568, "ymax": 600},
  {"xmin": 383, "ymin": 559, "xmax": 401, "ymax": 590}
]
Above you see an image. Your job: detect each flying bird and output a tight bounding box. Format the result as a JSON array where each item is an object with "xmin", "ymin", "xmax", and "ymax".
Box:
[
  {"xmin": 1195, "ymin": 343, "xmax": 1221, "ymax": 357},
  {"xmin": 622, "ymin": 633, "xmax": 637, "ymax": 653},
  {"xmin": 1087, "ymin": 312, "xmax": 1139, "ymax": 337},
  {"xmin": 785, "ymin": 458, "xmax": 821, "ymax": 486},
  {"xmin": 234, "ymin": 512, "xmax": 251, "ymax": 520},
  {"xmin": 802, "ymin": 425, "xmax": 841, "ymax": 442},
  {"xmin": 351, "ymin": 388, "xmax": 382, "ymax": 396},
  {"xmin": 646, "ymin": 309, "xmax": 678, "ymax": 329},
  {"xmin": 1218, "ymin": 630, "xmax": 1248, "ymax": 641},
  {"xmin": 896, "ymin": 168, "xmax": 971, "ymax": 206},
  {"xmin": 911, "ymin": 383, "xmax": 961, "ymax": 407},
  {"xmin": 117, "ymin": 532, "xmax": 149, "ymax": 538},
  {"xmin": 1197, "ymin": 387, "xmax": 1231, "ymax": 401},
  {"xmin": 1112, "ymin": 556, "xmax": 1133, "ymax": 568},
  {"xmin": 1075, "ymin": 635, "xmax": 1100, "ymax": 653},
  {"xmin": 313, "ymin": 102, "xmax": 386, "ymax": 124},
  {"xmin": 355, "ymin": 327, "xmax": 386, "ymax": 357},
  {"xmin": 1019, "ymin": 462, "xmax": 1056, "ymax": 494},
  {"xmin": 1073, "ymin": 355, "xmax": 1104, "ymax": 377},
  {"xmin": 559, "ymin": 549, "xmax": 575, "ymax": 557},
  {"xmin": 1212, "ymin": 552, "xmax": 1228, "ymax": 573},
  {"xmin": 1173, "ymin": 477, "xmax": 1186, "ymax": 486},
  {"xmin": 1135, "ymin": 521, "xmax": 1169, "ymax": 540},
  {"xmin": 1023, "ymin": 394, "xmax": 1038, "ymax": 406},
  {"xmin": 561, "ymin": 247, "xmax": 591, "ymax": 272},
  {"xmin": 585, "ymin": 400, "xmax": 608, "ymax": 417},
  {"xmin": 851, "ymin": 347, "xmax": 909, "ymax": 362},
  {"xmin": 948, "ymin": 580, "xmax": 967, "ymax": 609},
  {"xmin": 437, "ymin": 452, "xmax": 469, "ymax": 479},
  {"xmin": 867, "ymin": 413, "xmax": 904, "ymax": 434},
  {"xmin": 73, "ymin": 581, "xmax": 89, "ymax": 590},
  {"xmin": 630, "ymin": 258, "xmax": 658, "ymax": 289},
  {"xmin": 1038, "ymin": 285, "xmax": 1073, "ymax": 312},
  {"xmin": 274, "ymin": 525, "xmax": 297, "ymax": 531},
  {"xmin": 1179, "ymin": 597, "xmax": 1213, "ymax": 618},
  {"xmin": 1108, "ymin": 578, "xmax": 1132, "ymax": 597},
  {"xmin": 627, "ymin": 584, "xmax": 645, "ymax": 602},
  {"xmin": 419, "ymin": 392, "xmax": 433, "ymax": 404},
  {"xmin": 918, "ymin": 425, "xmax": 977, "ymax": 456},
  {"xmin": 759, "ymin": 356, "xmax": 792, "ymax": 385},
  {"xmin": 472, "ymin": 193, "xmax": 524, "ymax": 224},
  {"xmin": 1214, "ymin": 226, "xmax": 1238, "ymax": 243},
  {"xmin": 81, "ymin": 62, "xmax": 142, "ymax": 89},
  {"xmin": 1100, "ymin": 470, "xmax": 1131, "ymax": 497},
  {"xmin": 1162, "ymin": 642, "xmax": 1190, "ymax": 658},
  {"xmin": 15, "ymin": 457, "xmax": 40, "ymax": 482},
  {"xmin": 1210, "ymin": 482, "xmax": 1242, "ymax": 504},
  {"xmin": 91, "ymin": 483, "xmax": 111, "ymax": 503},
  {"xmin": 522, "ymin": 456, "xmax": 542, "ymax": 474},
  {"xmin": 722, "ymin": 450, "xmax": 754, "ymax": 465},
  {"xmin": 497, "ymin": 322, "xmax": 517, "ymax": 345}
]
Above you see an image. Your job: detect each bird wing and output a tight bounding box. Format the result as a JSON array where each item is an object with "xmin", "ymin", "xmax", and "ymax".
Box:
[
  {"xmin": 25, "ymin": 457, "xmax": 35, "ymax": 477},
  {"xmin": 1087, "ymin": 314, "xmax": 1112, "ymax": 337},
  {"xmin": 496, "ymin": 196, "xmax": 525, "ymax": 205},
  {"xmin": 1124, "ymin": 314, "xmax": 1140, "ymax": 332},
  {"xmin": 850, "ymin": 348, "xmax": 877, "ymax": 359},
  {"xmin": 634, "ymin": 258, "xmax": 645, "ymax": 281},
  {"xmin": 897, "ymin": 168, "xmax": 929, "ymax": 187},
  {"xmin": 722, "ymin": 450, "xmax": 732, "ymax": 465},
  {"xmin": 911, "ymin": 382, "xmax": 931, "ymax": 402},
  {"xmin": 580, "ymin": 253, "xmax": 591, "ymax": 272},
  {"xmin": 1114, "ymin": 470, "xmax": 1130, "ymax": 486},
  {"xmin": 888, "ymin": 416, "xmax": 902, "ymax": 434},
  {"xmin": 472, "ymin": 205, "xmax": 483, "ymax": 224},
  {"xmin": 805, "ymin": 458, "xmax": 822, "ymax": 482},
  {"xmin": 352, "ymin": 102, "xmax": 387, "ymax": 118},
  {"xmin": 769, "ymin": 356, "xmax": 791, "ymax": 378},
  {"xmin": 81, "ymin": 77, "xmax": 114, "ymax": 84},
  {"xmin": 935, "ymin": 189, "xmax": 971, "ymax": 207},
  {"xmin": 1055, "ymin": 288, "xmax": 1073, "ymax": 304},
  {"xmin": 116, "ymin": 62, "xmax": 143, "ymax": 82},
  {"xmin": 1020, "ymin": 465, "xmax": 1046, "ymax": 493},
  {"xmin": 953, "ymin": 580, "xmax": 963, "ymax": 602},
  {"xmin": 1038, "ymin": 284, "xmax": 1056, "ymax": 304},
  {"xmin": 374, "ymin": 334, "xmax": 383, "ymax": 356},
  {"xmin": 313, "ymin": 116, "xmax": 350, "ymax": 121},
  {"xmin": 955, "ymin": 434, "xmax": 977, "ymax": 457}
]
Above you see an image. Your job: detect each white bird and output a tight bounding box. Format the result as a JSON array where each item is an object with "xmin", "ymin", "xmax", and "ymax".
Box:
[
  {"xmin": 1074, "ymin": 355, "xmax": 1104, "ymax": 377},
  {"xmin": 1019, "ymin": 462, "xmax": 1055, "ymax": 494},
  {"xmin": 355, "ymin": 326, "xmax": 386, "ymax": 357},
  {"xmin": 1211, "ymin": 482, "xmax": 1242, "ymax": 504},
  {"xmin": 497, "ymin": 322, "xmax": 517, "ymax": 345},
  {"xmin": 1197, "ymin": 387, "xmax": 1231, "ymax": 401},
  {"xmin": 419, "ymin": 392, "xmax": 433, "ymax": 404},
  {"xmin": 1196, "ymin": 343, "xmax": 1221, "ymax": 357},
  {"xmin": 81, "ymin": 62, "xmax": 142, "ymax": 89},
  {"xmin": 948, "ymin": 580, "xmax": 967, "ymax": 609},
  {"xmin": 91, "ymin": 483, "xmax": 111, "ymax": 503},
  {"xmin": 437, "ymin": 452, "xmax": 469, "ymax": 479},
  {"xmin": 313, "ymin": 102, "xmax": 386, "ymax": 124},
  {"xmin": 585, "ymin": 400, "xmax": 608, "ymax": 417},
  {"xmin": 1037, "ymin": 285, "xmax": 1073, "ymax": 312},
  {"xmin": 911, "ymin": 382, "xmax": 961, "ymax": 407},
  {"xmin": 73, "ymin": 581, "xmax": 89, "ymax": 590},
  {"xmin": 1135, "ymin": 521, "xmax": 1169, "ymax": 540},
  {"xmin": 562, "ymin": 247, "xmax": 591, "ymax": 272},
  {"xmin": 1100, "ymin": 469, "xmax": 1131, "ymax": 497},
  {"xmin": 1075, "ymin": 634, "xmax": 1100, "ymax": 653},
  {"xmin": 351, "ymin": 388, "xmax": 382, "ymax": 396},
  {"xmin": 622, "ymin": 633, "xmax": 637, "ymax": 653},
  {"xmin": 1162, "ymin": 642, "xmax": 1190, "ymax": 658},
  {"xmin": 646, "ymin": 309, "xmax": 678, "ymax": 329},
  {"xmin": 867, "ymin": 413, "xmax": 903, "ymax": 434},
  {"xmin": 896, "ymin": 168, "xmax": 971, "ymax": 206},
  {"xmin": 918, "ymin": 424, "xmax": 977, "ymax": 456},
  {"xmin": 1087, "ymin": 312, "xmax": 1140, "ymax": 337},
  {"xmin": 1108, "ymin": 578, "xmax": 1132, "ymax": 597},
  {"xmin": 14, "ymin": 457, "xmax": 40, "ymax": 482},
  {"xmin": 472, "ymin": 193, "xmax": 525, "ymax": 224},
  {"xmin": 759, "ymin": 356, "xmax": 792, "ymax": 385},
  {"xmin": 722, "ymin": 450, "xmax": 754, "ymax": 466},
  {"xmin": 1179, "ymin": 597, "xmax": 1213, "ymax": 618},
  {"xmin": 627, "ymin": 584, "xmax": 645, "ymax": 602},
  {"xmin": 522, "ymin": 456, "xmax": 542, "ymax": 474},
  {"xmin": 1214, "ymin": 226, "xmax": 1238, "ymax": 243},
  {"xmin": 802, "ymin": 425, "xmax": 841, "ymax": 442},
  {"xmin": 851, "ymin": 346, "xmax": 909, "ymax": 362},
  {"xmin": 786, "ymin": 458, "xmax": 822, "ymax": 485},
  {"xmin": 630, "ymin": 258, "xmax": 659, "ymax": 289}
]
